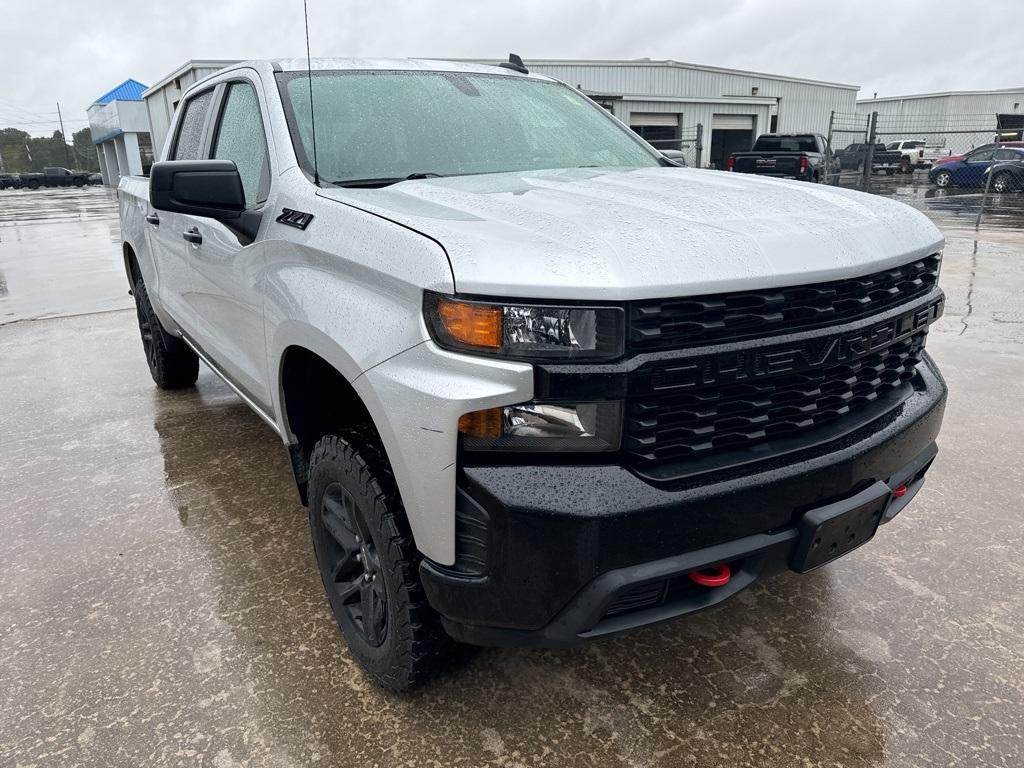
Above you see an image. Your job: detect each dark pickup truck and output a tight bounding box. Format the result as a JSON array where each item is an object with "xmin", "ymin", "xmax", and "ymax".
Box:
[
  {"xmin": 835, "ymin": 144, "xmax": 903, "ymax": 175},
  {"xmin": 727, "ymin": 133, "xmax": 838, "ymax": 183},
  {"xmin": 19, "ymin": 166, "xmax": 92, "ymax": 189}
]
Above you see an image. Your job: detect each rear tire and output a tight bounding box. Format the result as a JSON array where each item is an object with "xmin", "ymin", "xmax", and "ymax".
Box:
[
  {"xmin": 26, "ymin": 179, "xmax": 39, "ymax": 190},
  {"xmin": 73, "ymin": 177, "xmax": 85, "ymax": 187},
  {"xmin": 992, "ymin": 172, "xmax": 1015, "ymax": 193},
  {"xmin": 308, "ymin": 432, "xmax": 457, "ymax": 692},
  {"xmin": 132, "ymin": 276, "xmax": 199, "ymax": 389}
]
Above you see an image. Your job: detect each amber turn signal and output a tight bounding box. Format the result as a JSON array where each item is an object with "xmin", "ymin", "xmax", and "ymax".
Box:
[
  {"xmin": 436, "ymin": 298, "xmax": 503, "ymax": 349},
  {"xmin": 458, "ymin": 408, "xmax": 503, "ymax": 438}
]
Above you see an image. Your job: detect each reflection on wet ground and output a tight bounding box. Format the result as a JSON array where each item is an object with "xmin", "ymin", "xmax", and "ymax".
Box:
[
  {"xmin": 838, "ymin": 172, "xmax": 1024, "ymax": 231},
  {"xmin": 1, "ymin": 185, "xmax": 1023, "ymax": 766},
  {"xmin": 0, "ymin": 186, "xmax": 130, "ymax": 324}
]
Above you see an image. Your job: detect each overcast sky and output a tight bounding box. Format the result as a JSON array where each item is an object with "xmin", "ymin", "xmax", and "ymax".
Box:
[{"xmin": 1, "ymin": 0, "xmax": 1020, "ymax": 136}]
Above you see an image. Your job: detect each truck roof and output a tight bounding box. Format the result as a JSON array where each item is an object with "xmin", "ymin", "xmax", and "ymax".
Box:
[{"xmin": 200, "ymin": 57, "xmax": 554, "ymax": 85}]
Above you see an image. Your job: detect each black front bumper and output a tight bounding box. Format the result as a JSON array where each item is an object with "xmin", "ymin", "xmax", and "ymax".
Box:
[{"xmin": 421, "ymin": 355, "xmax": 946, "ymax": 647}]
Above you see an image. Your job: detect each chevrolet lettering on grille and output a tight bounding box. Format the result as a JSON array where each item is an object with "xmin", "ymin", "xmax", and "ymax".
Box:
[{"xmin": 651, "ymin": 298, "xmax": 943, "ymax": 391}]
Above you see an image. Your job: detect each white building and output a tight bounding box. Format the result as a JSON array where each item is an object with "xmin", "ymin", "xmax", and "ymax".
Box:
[
  {"xmin": 857, "ymin": 88, "xmax": 1024, "ymax": 153},
  {"xmin": 474, "ymin": 59, "xmax": 859, "ymax": 167},
  {"xmin": 87, "ymin": 79, "xmax": 154, "ymax": 186},
  {"xmin": 143, "ymin": 60, "xmax": 239, "ymax": 160}
]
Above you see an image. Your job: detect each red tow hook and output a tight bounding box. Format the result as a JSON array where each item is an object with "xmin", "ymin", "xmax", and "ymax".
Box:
[
  {"xmin": 892, "ymin": 483, "xmax": 909, "ymax": 499},
  {"xmin": 688, "ymin": 563, "xmax": 731, "ymax": 588}
]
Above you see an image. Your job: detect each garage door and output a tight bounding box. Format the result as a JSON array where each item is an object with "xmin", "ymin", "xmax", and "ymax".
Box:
[
  {"xmin": 630, "ymin": 113, "xmax": 679, "ymax": 127},
  {"xmin": 712, "ymin": 114, "xmax": 755, "ymax": 130}
]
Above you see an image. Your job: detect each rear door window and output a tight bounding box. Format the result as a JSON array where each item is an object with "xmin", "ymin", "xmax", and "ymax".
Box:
[{"xmin": 172, "ymin": 90, "xmax": 214, "ymax": 160}]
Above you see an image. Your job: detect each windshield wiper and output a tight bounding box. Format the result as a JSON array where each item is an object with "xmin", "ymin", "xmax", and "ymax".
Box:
[{"xmin": 333, "ymin": 172, "xmax": 445, "ymax": 188}]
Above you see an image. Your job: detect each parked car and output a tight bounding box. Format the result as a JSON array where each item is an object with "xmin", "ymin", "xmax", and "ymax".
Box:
[
  {"xmin": 19, "ymin": 166, "xmax": 91, "ymax": 189},
  {"xmin": 119, "ymin": 58, "xmax": 947, "ymax": 691},
  {"xmin": 726, "ymin": 133, "xmax": 838, "ymax": 182},
  {"xmin": 835, "ymin": 143, "xmax": 903, "ymax": 174},
  {"xmin": 933, "ymin": 141, "xmax": 1024, "ymax": 167},
  {"xmin": 928, "ymin": 146, "xmax": 1024, "ymax": 188},
  {"xmin": 87, "ymin": 173, "xmax": 103, "ymax": 185},
  {"xmin": 0, "ymin": 172, "xmax": 21, "ymax": 189},
  {"xmin": 985, "ymin": 154, "xmax": 1024, "ymax": 192}
]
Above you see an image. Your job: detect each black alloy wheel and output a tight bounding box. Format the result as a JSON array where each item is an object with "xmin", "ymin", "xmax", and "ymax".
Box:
[{"xmin": 318, "ymin": 482, "xmax": 388, "ymax": 647}]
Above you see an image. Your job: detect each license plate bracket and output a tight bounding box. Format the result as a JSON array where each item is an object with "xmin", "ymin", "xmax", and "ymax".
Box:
[{"xmin": 790, "ymin": 482, "xmax": 891, "ymax": 573}]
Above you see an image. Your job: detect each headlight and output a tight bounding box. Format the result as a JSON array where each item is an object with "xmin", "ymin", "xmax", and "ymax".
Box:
[
  {"xmin": 424, "ymin": 292, "xmax": 624, "ymax": 360},
  {"xmin": 459, "ymin": 401, "xmax": 622, "ymax": 452}
]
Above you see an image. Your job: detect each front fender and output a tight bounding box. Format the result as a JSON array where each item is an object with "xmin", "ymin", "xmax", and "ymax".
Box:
[{"xmin": 356, "ymin": 342, "xmax": 533, "ymax": 565}]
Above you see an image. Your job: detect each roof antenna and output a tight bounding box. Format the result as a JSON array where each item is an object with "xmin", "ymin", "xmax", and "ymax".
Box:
[
  {"xmin": 303, "ymin": 0, "xmax": 320, "ymax": 186},
  {"xmin": 499, "ymin": 53, "xmax": 529, "ymax": 75}
]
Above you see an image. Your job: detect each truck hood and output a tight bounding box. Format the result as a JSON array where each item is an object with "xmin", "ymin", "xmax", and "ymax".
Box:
[{"xmin": 317, "ymin": 167, "xmax": 943, "ymax": 300}]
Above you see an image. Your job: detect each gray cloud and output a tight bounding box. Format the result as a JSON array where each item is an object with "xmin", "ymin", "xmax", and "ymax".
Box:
[{"xmin": 1, "ymin": 0, "xmax": 1020, "ymax": 136}]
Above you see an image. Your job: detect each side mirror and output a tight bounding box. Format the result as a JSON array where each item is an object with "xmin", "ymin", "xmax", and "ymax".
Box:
[
  {"xmin": 659, "ymin": 149, "xmax": 687, "ymax": 167},
  {"xmin": 150, "ymin": 160, "xmax": 245, "ymax": 219}
]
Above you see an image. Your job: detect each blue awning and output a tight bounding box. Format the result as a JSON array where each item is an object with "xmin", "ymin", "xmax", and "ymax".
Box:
[{"xmin": 93, "ymin": 79, "xmax": 149, "ymax": 105}]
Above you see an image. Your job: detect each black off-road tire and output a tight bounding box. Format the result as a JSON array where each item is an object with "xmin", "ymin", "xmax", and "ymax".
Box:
[
  {"xmin": 26, "ymin": 179, "xmax": 39, "ymax": 190},
  {"xmin": 73, "ymin": 177, "xmax": 85, "ymax": 187},
  {"xmin": 308, "ymin": 432, "xmax": 456, "ymax": 692},
  {"xmin": 132, "ymin": 276, "xmax": 199, "ymax": 389}
]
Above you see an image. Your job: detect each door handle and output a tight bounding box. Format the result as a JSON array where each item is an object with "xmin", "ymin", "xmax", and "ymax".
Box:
[
  {"xmin": 182, "ymin": 228, "xmax": 203, "ymax": 245},
  {"xmin": 145, "ymin": 213, "xmax": 160, "ymax": 225}
]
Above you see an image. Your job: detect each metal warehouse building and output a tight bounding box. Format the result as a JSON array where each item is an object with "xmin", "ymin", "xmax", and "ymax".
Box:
[
  {"xmin": 856, "ymin": 88, "xmax": 1024, "ymax": 153},
  {"xmin": 487, "ymin": 59, "xmax": 859, "ymax": 168}
]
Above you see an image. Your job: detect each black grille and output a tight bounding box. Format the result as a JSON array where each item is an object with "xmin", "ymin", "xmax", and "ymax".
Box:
[
  {"xmin": 625, "ymin": 334, "xmax": 926, "ymax": 465},
  {"xmin": 629, "ymin": 255, "xmax": 940, "ymax": 351}
]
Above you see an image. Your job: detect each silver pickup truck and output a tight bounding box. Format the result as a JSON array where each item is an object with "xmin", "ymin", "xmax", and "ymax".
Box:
[{"xmin": 119, "ymin": 57, "xmax": 947, "ymax": 691}]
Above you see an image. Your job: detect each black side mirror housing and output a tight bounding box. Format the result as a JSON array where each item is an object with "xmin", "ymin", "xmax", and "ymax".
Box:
[{"xmin": 150, "ymin": 160, "xmax": 246, "ymax": 219}]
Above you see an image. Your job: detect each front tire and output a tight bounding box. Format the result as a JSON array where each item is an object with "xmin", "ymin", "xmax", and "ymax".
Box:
[
  {"xmin": 308, "ymin": 432, "xmax": 455, "ymax": 692},
  {"xmin": 934, "ymin": 169, "xmax": 953, "ymax": 188},
  {"xmin": 132, "ymin": 276, "xmax": 199, "ymax": 389}
]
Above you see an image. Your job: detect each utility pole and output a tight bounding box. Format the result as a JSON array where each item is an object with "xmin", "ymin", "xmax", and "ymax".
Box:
[{"xmin": 56, "ymin": 101, "xmax": 72, "ymax": 168}]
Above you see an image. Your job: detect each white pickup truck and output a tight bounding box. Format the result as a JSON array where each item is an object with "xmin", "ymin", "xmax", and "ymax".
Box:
[
  {"xmin": 886, "ymin": 140, "xmax": 950, "ymax": 172},
  {"xmin": 119, "ymin": 57, "xmax": 947, "ymax": 691}
]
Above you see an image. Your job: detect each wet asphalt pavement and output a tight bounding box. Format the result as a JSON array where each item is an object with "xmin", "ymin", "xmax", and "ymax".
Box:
[{"xmin": 1, "ymin": 183, "xmax": 1023, "ymax": 767}]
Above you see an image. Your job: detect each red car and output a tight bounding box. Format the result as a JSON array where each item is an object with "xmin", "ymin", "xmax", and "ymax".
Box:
[{"xmin": 934, "ymin": 141, "xmax": 1024, "ymax": 166}]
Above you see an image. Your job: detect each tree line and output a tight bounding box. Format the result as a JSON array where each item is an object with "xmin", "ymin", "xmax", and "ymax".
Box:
[{"xmin": 0, "ymin": 127, "xmax": 100, "ymax": 173}]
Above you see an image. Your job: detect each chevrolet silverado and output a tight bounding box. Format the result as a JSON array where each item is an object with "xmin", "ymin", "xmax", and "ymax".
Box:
[{"xmin": 118, "ymin": 57, "xmax": 947, "ymax": 691}]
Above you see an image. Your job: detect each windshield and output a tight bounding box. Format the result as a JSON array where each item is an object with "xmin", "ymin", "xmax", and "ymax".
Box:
[
  {"xmin": 275, "ymin": 70, "xmax": 660, "ymax": 185},
  {"xmin": 751, "ymin": 136, "xmax": 818, "ymax": 152}
]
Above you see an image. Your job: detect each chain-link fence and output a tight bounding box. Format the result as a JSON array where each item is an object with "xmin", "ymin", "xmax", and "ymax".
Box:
[{"xmin": 824, "ymin": 109, "xmax": 1024, "ymax": 227}]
